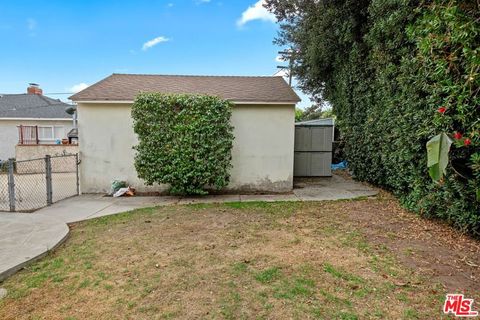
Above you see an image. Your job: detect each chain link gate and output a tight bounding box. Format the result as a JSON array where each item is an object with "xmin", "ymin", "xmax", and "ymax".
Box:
[{"xmin": 0, "ymin": 153, "xmax": 79, "ymax": 212}]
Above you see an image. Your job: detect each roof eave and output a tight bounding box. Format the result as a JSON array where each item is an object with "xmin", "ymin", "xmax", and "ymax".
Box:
[
  {"xmin": 0, "ymin": 117, "xmax": 73, "ymax": 121},
  {"xmin": 73, "ymin": 99, "xmax": 299, "ymax": 105}
]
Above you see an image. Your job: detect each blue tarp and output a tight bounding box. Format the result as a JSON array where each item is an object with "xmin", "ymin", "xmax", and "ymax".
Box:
[{"xmin": 331, "ymin": 161, "xmax": 347, "ymax": 170}]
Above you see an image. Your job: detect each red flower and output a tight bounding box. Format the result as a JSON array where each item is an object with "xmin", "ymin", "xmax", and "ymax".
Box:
[
  {"xmin": 453, "ymin": 132, "xmax": 463, "ymax": 140},
  {"xmin": 464, "ymin": 138, "xmax": 471, "ymax": 146},
  {"xmin": 437, "ymin": 107, "xmax": 447, "ymax": 114}
]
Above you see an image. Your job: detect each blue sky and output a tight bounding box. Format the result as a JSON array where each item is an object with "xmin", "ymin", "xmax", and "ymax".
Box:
[{"xmin": 0, "ymin": 0, "xmax": 310, "ymax": 108}]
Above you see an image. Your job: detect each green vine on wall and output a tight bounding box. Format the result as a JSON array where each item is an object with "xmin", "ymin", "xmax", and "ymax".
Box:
[{"xmin": 132, "ymin": 93, "xmax": 234, "ymax": 195}]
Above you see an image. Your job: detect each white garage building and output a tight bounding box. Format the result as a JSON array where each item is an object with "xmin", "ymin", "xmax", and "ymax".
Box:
[{"xmin": 70, "ymin": 74, "xmax": 300, "ymax": 194}]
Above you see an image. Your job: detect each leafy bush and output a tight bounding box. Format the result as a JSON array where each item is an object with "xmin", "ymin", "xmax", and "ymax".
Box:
[
  {"xmin": 266, "ymin": 0, "xmax": 479, "ymax": 235},
  {"xmin": 132, "ymin": 93, "xmax": 234, "ymax": 195}
]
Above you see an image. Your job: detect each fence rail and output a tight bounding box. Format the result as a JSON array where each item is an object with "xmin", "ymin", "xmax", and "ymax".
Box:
[{"xmin": 0, "ymin": 153, "xmax": 79, "ymax": 212}]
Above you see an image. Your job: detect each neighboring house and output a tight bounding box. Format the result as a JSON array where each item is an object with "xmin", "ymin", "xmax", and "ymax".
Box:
[
  {"xmin": 70, "ymin": 74, "xmax": 300, "ymax": 193},
  {"xmin": 0, "ymin": 84, "xmax": 75, "ymax": 160}
]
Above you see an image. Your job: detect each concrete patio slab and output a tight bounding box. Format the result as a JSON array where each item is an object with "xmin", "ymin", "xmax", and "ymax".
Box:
[
  {"xmin": 0, "ymin": 213, "xmax": 68, "ymax": 281},
  {"xmin": 293, "ymin": 175, "xmax": 378, "ymax": 201},
  {"xmin": 87, "ymin": 196, "xmax": 180, "ymax": 220},
  {"xmin": 34, "ymin": 195, "xmax": 181, "ymax": 224}
]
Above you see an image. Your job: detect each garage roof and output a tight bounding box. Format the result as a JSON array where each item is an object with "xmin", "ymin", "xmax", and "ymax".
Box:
[{"xmin": 69, "ymin": 74, "xmax": 301, "ymax": 104}]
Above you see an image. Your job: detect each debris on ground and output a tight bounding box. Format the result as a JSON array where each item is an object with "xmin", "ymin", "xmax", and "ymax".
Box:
[
  {"xmin": 110, "ymin": 180, "xmax": 128, "ymax": 196},
  {"xmin": 331, "ymin": 160, "xmax": 347, "ymax": 170},
  {"xmin": 0, "ymin": 288, "xmax": 7, "ymax": 299},
  {"xmin": 113, "ymin": 186, "xmax": 136, "ymax": 198}
]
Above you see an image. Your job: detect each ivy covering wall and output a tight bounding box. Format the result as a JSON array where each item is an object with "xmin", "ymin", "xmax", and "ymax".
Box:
[
  {"xmin": 132, "ymin": 93, "xmax": 234, "ymax": 195},
  {"xmin": 266, "ymin": 0, "xmax": 479, "ymax": 235}
]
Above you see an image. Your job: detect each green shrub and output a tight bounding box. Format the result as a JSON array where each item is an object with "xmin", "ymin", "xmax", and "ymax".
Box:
[
  {"xmin": 266, "ymin": 0, "xmax": 479, "ymax": 236},
  {"xmin": 132, "ymin": 93, "xmax": 234, "ymax": 195}
]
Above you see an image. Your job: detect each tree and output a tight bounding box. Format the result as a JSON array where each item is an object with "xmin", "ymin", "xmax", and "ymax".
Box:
[
  {"xmin": 300, "ymin": 103, "xmax": 334, "ymax": 121},
  {"xmin": 295, "ymin": 108, "xmax": 304, "ymax": 121},
  {"xmin": 265, "ymin": 0, "xmax": 480, "ymax": 236}
]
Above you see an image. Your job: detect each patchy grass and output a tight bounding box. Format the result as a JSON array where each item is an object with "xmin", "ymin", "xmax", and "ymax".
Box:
[
  {"xmin": 0, "ymin": 198, "xmax": 479, "ymax": 319},
  {"xmin": 255, "ymin": 267, "xmax": 282, "ymax": 284}
]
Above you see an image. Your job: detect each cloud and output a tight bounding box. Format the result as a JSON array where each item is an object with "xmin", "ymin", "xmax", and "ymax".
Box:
[
  {"xmin": 195, "ymin": 0, "xmax": 211, "ymax": 4},
  {"xmin": 273, "ymin": 69, "xmax": 289, "ymax": 78},
  {"xmin": 69, "ymin": 83, "xmax": 89, "ymax": 93},
  {"xmin": 237, "ymin": 0, "xmax": 276, "ymax": 27},
  {"xmin": 26, "ymin": 18, "xmax": 37, "ymax": 36},
  {"xmin": 142, "ymin": 36, "xmax": 170, "ymax": 51},
  {"xmin": 27, "ymin": 18, "xmax": 37, "ymax": 30},
  {"xmin": 275, "ymin": 55, "xmax": 285, "ymax": 63},
  {"xmin": 167, "ymin": 3, "xmax": 174, "ymax": 7}
]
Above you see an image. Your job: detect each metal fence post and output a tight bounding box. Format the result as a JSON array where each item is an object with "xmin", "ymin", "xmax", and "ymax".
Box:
[
  {"xmin": 45, "ymin": 155, "xmax": 53, "ymax": 206},
  {"xmin": 75, "ymin": 153, "xmax": 80, "ymax": 195},
  {"xmin": 7, "ymin": 158, "xmax": 15, "ymax": 212}
]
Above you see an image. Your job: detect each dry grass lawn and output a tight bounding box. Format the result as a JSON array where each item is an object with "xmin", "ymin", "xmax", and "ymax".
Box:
[{"xmin": 0, "ymin": 193, "xmax": 479, "ymax": 319}]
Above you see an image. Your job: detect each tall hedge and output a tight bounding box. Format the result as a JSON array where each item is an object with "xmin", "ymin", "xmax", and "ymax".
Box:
[
  {"xmin": 266, "ymin": 0, "xmax": 480, "ymax": 235},
  {"xmin": 132, "ymin": 93, "xmax": 234, "ymax": 195}
]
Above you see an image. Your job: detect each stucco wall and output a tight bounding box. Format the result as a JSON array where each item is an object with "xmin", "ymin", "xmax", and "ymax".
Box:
[
  {"xmin": 228, "ymin": 104, "xmax": 295, "ymax": 192},
  {"xmin": 0, "ymin": 119, "xmax": 74, "ymax": 161},
  {"xmin": 15, "ymin": 144, "xmax": 79, "ymax": 173},
  {"xmin": 77, "ymin": 103, "xmax": 295, "ymax": 193}
]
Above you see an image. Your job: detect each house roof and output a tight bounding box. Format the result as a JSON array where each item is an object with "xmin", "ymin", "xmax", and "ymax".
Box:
[
  {"xmin": 69, "ymin": 74, "xmax": 301, "ymax": 104},
  {"xmin": 0, "ymin": 94, "xmax": 72, "ymax": 119}
]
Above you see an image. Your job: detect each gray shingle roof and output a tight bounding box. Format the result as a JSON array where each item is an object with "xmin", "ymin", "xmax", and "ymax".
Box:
[
  {"xmin": 0, "ymin": 94, "xmax": 72, "ymax": 119},
  {"xmin": 69, "ymin": 74, "xmax": 301, "ymax": 103}
]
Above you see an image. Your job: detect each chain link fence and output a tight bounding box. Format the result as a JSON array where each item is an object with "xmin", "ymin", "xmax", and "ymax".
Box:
[
  {"xmin": 0, "ymin": 154, "xmax": 79, "ymax": 212},
  {"xmin": 0, "ymin": 161, "xmax": 9, "ymax": 211}
]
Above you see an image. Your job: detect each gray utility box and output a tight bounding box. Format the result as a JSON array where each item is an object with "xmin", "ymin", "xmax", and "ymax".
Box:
[{"xmin": 294, "ymin": 118, "xmax": 334, "ymax": 177}]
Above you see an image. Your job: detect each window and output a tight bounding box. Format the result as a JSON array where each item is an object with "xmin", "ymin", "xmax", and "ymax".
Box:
[
  {"xmin": 54, "ymin": 126, "xmax": 64, "ymax": 139},
  {"xmin": 38, "ymin": 126, "xmax": 53, "ymax": 140},
  {"xmin": 38, "ymin": 126, "xmax": 64, "ymax": 141},
  {"xmin": 17, "ymin": 125, "xmax": 38, "ymax": 145}
]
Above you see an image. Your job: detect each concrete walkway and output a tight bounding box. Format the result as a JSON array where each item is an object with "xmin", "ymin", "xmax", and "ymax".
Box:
[
  {"xmin": 0, "ymin": 175, "xmax": 377, "ymax": 281},
  {"xmin": 0, "ymin": 213, "xmax": 69, "ymax": 280}
]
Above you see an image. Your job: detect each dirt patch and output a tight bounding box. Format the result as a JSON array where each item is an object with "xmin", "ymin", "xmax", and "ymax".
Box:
[
  {"xmin": 0, "ymin": 199, "xmax": 478, "ymax": 319},
  {"xmin": 339, "ymin": 191, "xmax": 480, "ymax": 293}
]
